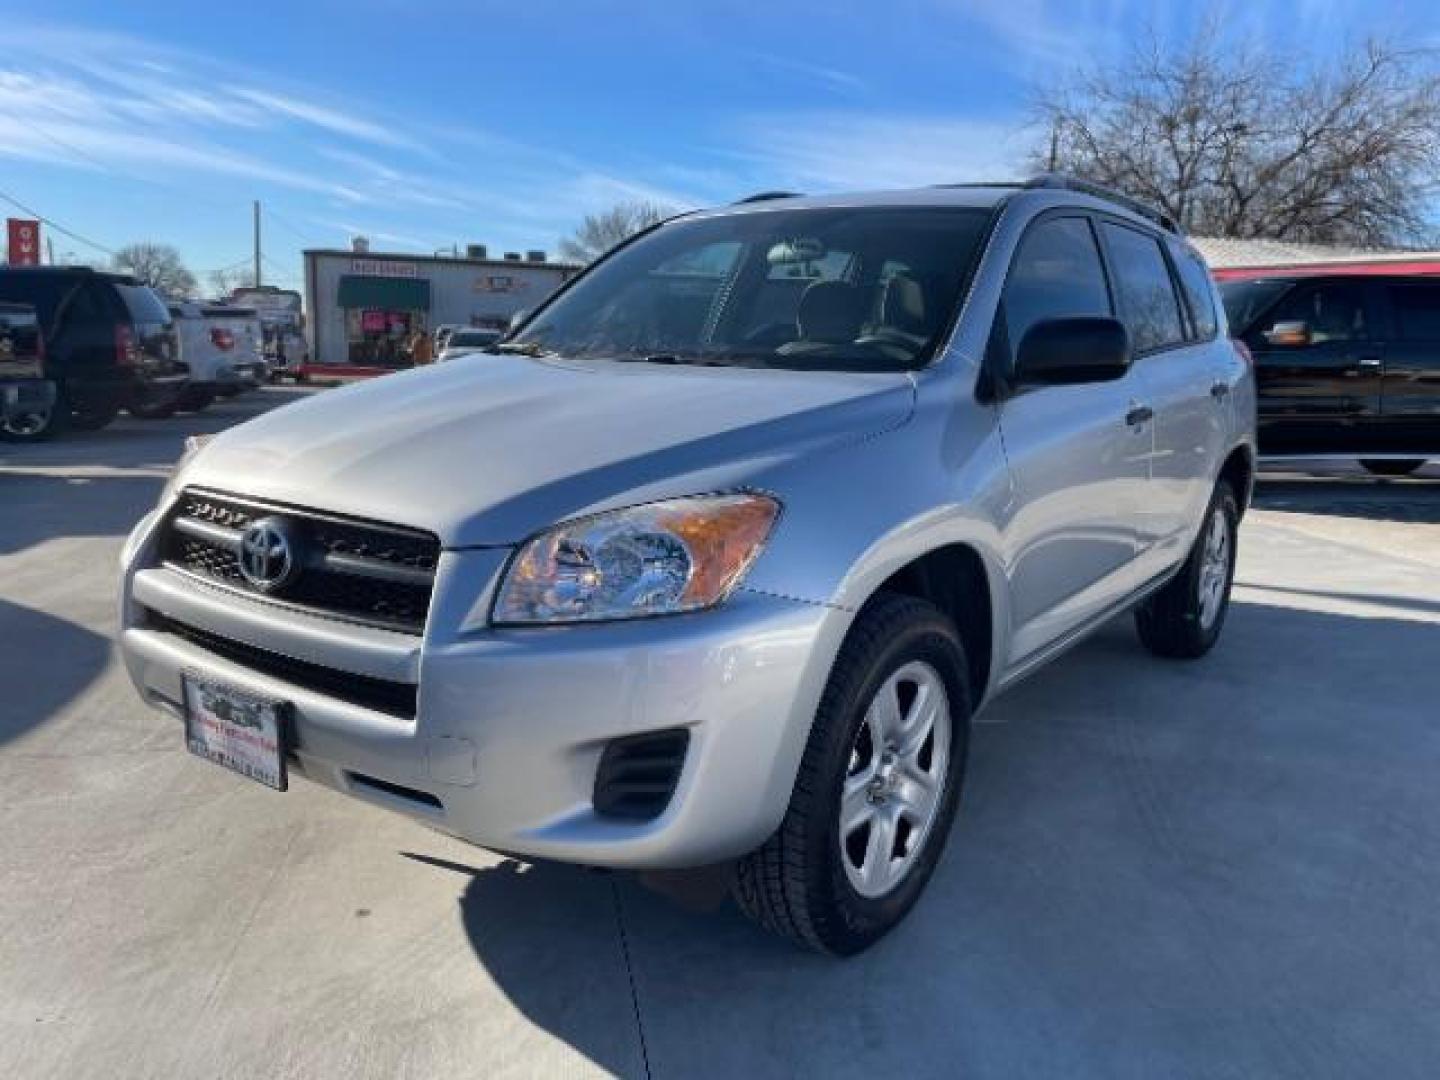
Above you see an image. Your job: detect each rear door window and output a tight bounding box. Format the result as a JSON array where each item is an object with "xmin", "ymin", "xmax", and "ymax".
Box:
[
  {"xmin": 1100, "ymin": 222, "xmax": 1185, "ymax": 353},
  {"xmin": 1387, "ymin": 284, "xmax": 1440, "ymax": 341}
]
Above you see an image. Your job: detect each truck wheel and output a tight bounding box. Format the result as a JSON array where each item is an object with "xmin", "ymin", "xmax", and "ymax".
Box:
[
  {"xmin": 1360, "ymin": 459, "xmax": 1426, "ymax": 477},
  {"xmin": 179, "ymin": 388, "xmax": 215, "ymax": 412},
  {"xmin": 128, "ymin": 400, "xmax": 177, "ymax": 420},
  {"xmin": 68, "ymin": 398, "xmax": 120, "ymax": 431},
  {"xmin": 733, "ymin": 593, "xmax": 971, "ymax": 955},
  {"xmin": 1135, "ymin": 480, "xmax": 1239, "ymax": 660}
]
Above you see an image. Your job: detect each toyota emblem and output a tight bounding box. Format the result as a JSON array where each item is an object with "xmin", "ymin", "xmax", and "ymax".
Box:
[{"xmin": 237, "ymin": 517, "xmax": 302, "ymax": 592}]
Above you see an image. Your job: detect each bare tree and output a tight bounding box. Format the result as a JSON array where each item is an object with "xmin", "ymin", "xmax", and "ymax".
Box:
[
  {"xmin": 558, "ymin": 201, "xmax": 677, "ymax": 263},
  {"xmin": 208, "ymin": 265, "xmax": 257, "ymax": 298},
  {"xmin": 112, "ymin": 243, "xmax": 199, "ymax": 298},
  {"xmin": 1033, "ymin": 34, "xmax": 1440, "ymax": 244}
]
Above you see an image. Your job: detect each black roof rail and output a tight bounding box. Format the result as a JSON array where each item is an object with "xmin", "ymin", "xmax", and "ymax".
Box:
[
  {"xmin": 733, "ymin": 191, "xmax": 803, "ymax": 204},
  {"xmin": 1024, "ymin": 173, "xmax": 1179, "ymax": 233}
]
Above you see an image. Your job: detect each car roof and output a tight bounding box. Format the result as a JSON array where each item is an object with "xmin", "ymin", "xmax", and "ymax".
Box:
[
  {"xmin": 0, "ymin": 265, "xmax": 140, "ymax": 285},
  {"xmin": 1221, "ymin": 273, "xmax": 1440, "ymax": 286},
  {"xmin": 685, "ymin": 181, "xmax": 1182, "ymax": 239}
]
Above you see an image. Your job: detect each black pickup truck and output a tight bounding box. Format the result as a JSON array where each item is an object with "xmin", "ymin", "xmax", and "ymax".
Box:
[
  {"xmin": 0, "ymin": 301, "xmax": 56, "ymax": 439},
  {"xmin": 1221, "ymin": 273, "xmax": 1440, "ymax": 475}
]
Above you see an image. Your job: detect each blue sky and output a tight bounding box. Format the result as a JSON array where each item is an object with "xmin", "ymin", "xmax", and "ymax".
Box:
[{"xmin": 0, "ymin": 0, "xmax": 1434, "ymax": 289}]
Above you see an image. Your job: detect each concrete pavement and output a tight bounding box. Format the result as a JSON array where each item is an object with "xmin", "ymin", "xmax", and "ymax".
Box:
[{"xmin": 3, "ymin": 392, "xmax": 1439, "ymax": 1079}]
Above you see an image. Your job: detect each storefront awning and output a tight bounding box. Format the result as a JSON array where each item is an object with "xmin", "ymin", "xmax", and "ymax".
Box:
[{"xmin": 337, "ymin": 275, "xmax": 431, "ymax": 310}]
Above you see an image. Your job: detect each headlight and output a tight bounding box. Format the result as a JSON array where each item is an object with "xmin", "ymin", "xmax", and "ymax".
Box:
[{"xmin": 492, "ymin": 493, "xmax": 780, "ymax": 625}]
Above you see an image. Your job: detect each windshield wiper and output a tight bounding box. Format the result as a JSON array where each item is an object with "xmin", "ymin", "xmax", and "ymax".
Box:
[{"xmin": 483, "ymin": 341, "xmax": 552, "ymax": 357}]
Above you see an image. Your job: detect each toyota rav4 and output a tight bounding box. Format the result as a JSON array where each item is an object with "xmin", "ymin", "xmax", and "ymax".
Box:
[{"xmin": 119, "ymin": 177, "xmax": 1256, "ymax": 954}]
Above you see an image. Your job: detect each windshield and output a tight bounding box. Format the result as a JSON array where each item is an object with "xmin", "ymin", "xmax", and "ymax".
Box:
[
  {"xmin": 1219, "ymin": 280, "xmax": 1291, "ymax": 335},
  {"xmin": 115, "ymin": 283, "xmax": 173, "ymax": 326},
  {"xmin": 509, "ymin": 206, "xmax": 993, "ymax": 372}
]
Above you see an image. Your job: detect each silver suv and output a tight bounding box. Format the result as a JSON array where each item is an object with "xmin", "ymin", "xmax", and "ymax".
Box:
[{"xmin": 119, "ymin": 178, "xmax": 1256, "ymax": 954}]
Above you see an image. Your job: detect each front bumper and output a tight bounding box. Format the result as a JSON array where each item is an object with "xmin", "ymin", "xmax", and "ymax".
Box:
[{"xmin": 118, "ymin": 512, "xmax": 845, "ymax": 868}]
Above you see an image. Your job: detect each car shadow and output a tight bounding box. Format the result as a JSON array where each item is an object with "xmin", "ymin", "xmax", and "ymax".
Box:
[
  {"xmin": 0, "ymin": 471, "xmax": 166, "ymax": 556},
  {"xmin": 0, "ymin": 597, "xmax": 112, "ymax": 746},
  {"xmin": 423, "ymin": 597, "xmax": 1440, "ymax": 1079},
  {"xmin": 0, "ymin": 387, "xmax": 312, "ymax": 473},
  {"xmin": 1254, "ymin": 472, "xmax": 1440, "ymax": 525}
]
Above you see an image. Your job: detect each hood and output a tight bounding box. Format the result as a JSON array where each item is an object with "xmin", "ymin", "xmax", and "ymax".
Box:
[{"xmin": 181, "ymin": 354, "xmax": 914, "ymax": 547}]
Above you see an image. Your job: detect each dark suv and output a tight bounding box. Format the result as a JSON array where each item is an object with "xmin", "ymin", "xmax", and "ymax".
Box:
[
  {"xmin": 1221, "ymin": 274, "xmax": 1440, "ymax": 475},
  {"xmin": 0, "ymin": 267, "xmax": 184, "ymax": 438},
  {"xmin": 0, "ymin": 301, "xmax": 55, "ymax": 438}
]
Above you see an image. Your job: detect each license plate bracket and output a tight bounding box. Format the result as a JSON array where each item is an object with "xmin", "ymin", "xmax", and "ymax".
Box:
[{"xmin": 182, "ymin": 674, "xmax": 289, "ymax": 791}]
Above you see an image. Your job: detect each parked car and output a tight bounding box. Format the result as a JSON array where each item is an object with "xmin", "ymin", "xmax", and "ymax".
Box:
[
  {"xmin": 437, "ymin": 327, "xmax": 503, "ymax": 361},
  {"xmin": 119, "ymin": 177, "xmax": 1256, "ymax": 954},
  {"xmin": 1220, "ymin": 273, "xmax": 1440, "ymax": 475},
  {"xmin": 0, "ymin": 301, "xmax": 56, "ymax": 440},
  {"xmin": 167, "ymin": 302, "xmax": 265, "ymax": 410},
  {"xmin": 0, "ymin": 267, "xmax": 183, "ymax": 435}
]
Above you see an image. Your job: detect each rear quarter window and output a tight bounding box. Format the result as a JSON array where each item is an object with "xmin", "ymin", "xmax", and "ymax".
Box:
[
  {"xmin": 114, "ymin": 284, "xmax": 172, "ymax": 325},
  {"xmin": 1168, "ymin": 241, "xmax": 1219, "ymax": 340}
]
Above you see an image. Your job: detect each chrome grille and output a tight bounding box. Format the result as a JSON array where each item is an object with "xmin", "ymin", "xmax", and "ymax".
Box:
[{"xmin": 161, "ymin": 489, "xmax": 440, "ymax": 633}]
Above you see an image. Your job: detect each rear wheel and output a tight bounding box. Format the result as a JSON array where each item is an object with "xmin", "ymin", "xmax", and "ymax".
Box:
[
  {"xmin": 1135, "ymin": 481, "xmax": 1238, "ymax": 660},
  {"xmin": 128, "ymin": 399, "xmax": 176, "ymax": 420},
  {"xmin": 67, "ymin": 396, "xmax": 120, "ymax": 432},
  {"xmin": 733, "ymin": 593, "xmax": 971, "ymax": 955},
  {"xmin": 177, "ymin": 387, "xmax": 215, "ymax": 412},
  {"xmin": 1360, "ymin": 459, "xmax": 1426, "ymax": 477}
]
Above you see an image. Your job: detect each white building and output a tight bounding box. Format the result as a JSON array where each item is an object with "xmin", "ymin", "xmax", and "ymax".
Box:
[{"xmin": 303, "ymin": 246, "xmax": 578, "ymax": 367}]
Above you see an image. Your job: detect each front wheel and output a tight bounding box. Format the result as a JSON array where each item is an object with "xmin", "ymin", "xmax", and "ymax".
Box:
[
  {"xmin": 1135, "ymin": 481, "xmax": 1239, "ymax": 659},
  {"xmin": 1360, "ymin": 459, "xmax": 1426, "ymax": 477},
  {"xmin": 733, "ymin": 593, "xmax": 971, "ymax": 955}
]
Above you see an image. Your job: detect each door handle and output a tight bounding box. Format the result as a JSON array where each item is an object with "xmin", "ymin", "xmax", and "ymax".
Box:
[
  {"xmin": 1357, "ymin": 355, "xmax": 1383, "ymax": 369},
  {"xmin": 1125, "ymin": 403, "xmax": 1154, "ymax": 427},
  {"xmin": 1210, "ymin": 381, "xmax": 1230, "ymax": 400}
]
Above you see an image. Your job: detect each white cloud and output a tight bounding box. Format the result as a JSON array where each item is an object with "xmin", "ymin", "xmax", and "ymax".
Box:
[{"xmin": 731, "ymin": 112, "xmax": 1034, "ymax": 191}]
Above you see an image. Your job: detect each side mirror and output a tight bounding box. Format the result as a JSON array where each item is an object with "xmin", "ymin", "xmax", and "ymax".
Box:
[
  {"xmin": 1014, "ymin": 317, "xmax": 1131, "ymax": 386},
  {"xmin": 1263, "ymin": 320, "xmax": 1312, "ymax": 347}
]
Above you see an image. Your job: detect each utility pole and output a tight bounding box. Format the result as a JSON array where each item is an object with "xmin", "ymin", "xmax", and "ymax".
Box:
[
  {"xmin": 253, "ymin": 200, "xmax": 262, "ymax": 288},
  {"xmin": 46, "ymin": 236, "xmax": 55, "ymax": 265}
]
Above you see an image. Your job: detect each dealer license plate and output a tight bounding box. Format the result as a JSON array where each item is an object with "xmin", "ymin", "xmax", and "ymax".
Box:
[{"xmin": 182, "ymin": 675, "xmax": 288, "ymax": 791}]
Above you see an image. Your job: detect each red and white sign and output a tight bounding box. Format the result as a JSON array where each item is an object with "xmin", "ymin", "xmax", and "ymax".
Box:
[{"xmin": 7, "ymin": 219, "xmax": 40, "ymax": 266}]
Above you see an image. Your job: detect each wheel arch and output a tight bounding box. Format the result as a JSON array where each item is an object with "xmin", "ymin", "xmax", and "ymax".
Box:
[{"xmin": 1218, "ymin": 442, "xmax": 1256, "ymax": 517}]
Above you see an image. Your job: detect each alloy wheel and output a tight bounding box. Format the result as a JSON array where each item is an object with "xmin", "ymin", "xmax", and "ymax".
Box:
[
  {"xmin": 1197, "ymin": 506, "xmax": 1230, "ymax": 630},
  {"xmin": 839, "ymin": 660, "xmax": 951, "ymax": 899}
]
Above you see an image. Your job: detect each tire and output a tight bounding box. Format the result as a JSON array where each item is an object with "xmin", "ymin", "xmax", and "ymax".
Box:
[
  {"xmin": 733, "ymin": 593, "xmax": 972, "ymax": 956},
  {"xmin": 0, "ymin": 383, "xmax": 65, "ymax": 442},
  {"xmin": 178, "ymin": 387, "xmax": 215, "ymax": 412},
  {"xmin": 68, "ymin": 398, "xmax": 120, "ymax": 432},
  {"xmin": 1135, "ymin": 480, "xmax": 1239, "ymax": 660},
  {"xmin": 128, "ymin": 399, "xmax": 177, "ymax": 420},
  {"xmin": 1359, "ymin": 459, "xmax": 1426, "ymax": 477}
]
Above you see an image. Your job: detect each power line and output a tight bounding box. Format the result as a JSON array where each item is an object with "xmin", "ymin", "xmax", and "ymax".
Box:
[{"xmin": 0, "ymin": 188, "xmax": 115, "ymax": 257}]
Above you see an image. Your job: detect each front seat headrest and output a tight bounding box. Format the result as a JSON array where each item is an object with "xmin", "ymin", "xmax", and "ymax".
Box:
[
  {"xmin": 882, "ymin": 273, "xmax": 928, "ymax": 336},
  {"xmin": 796, "ymin": 281, "xmax": 864, "ymax": 344}
]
